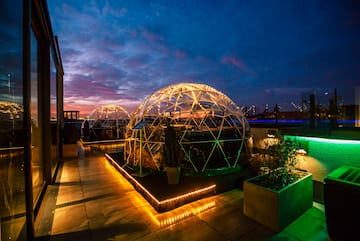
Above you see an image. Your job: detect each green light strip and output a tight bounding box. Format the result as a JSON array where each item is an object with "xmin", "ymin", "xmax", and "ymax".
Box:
[{"xmin": 285, "ymin": 135, "xmax": 360, "ymax": 145}]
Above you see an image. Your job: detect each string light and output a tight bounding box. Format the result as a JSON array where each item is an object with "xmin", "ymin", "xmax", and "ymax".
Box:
[
  {"xmin": 105, "ymin": 153, "xmax": 216, "ymax": 211},
  {"xmin": 80, "ymin": 139, "xmax": 124, "ymax": 152},
  {"xmin": 105, "ymin": 156, "xmax": 216, "ymax": 227},
  {"xmin": 158, "ymin": 201, "xmax": 215, "ymax": 227}
]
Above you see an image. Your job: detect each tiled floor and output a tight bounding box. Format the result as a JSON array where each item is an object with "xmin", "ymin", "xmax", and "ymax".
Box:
[{"xmin": 34, "ymin": 149, "xmax": 330, "ymax": 241}]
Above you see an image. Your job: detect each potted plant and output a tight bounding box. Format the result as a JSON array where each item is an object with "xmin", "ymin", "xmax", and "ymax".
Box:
[
  {"xmin": 163, "ymin": 121, "xmax": 182, "ymax": 184},
  {"xmin": 243, "ymin": 135, "xmax": 313, "ymax": 232}
]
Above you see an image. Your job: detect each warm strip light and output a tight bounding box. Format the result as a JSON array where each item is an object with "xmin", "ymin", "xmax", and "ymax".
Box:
[
  {"xmin": 106, "ymin": 160, "xmax": 216, "ymax": 227},
  {"xmin": 0, "ymin": 147, "xmax": 24, "ymax": 151},
  {"xmin": 95, "ymin": 144, "xmax": 123, "ymax": 150},
  {"xmin": 105, "ymin": 153, "xmax": 216, "ymax": 207},
  {"xmin": 159, "ymin": 184, "xmax": 216, "ymax": 205},
  {"xmin": 158, "ymin": 201, "xmax": 215, "ymax": 227},
  {"xmin": 0, "ymin": 147, "xmax": 24, "ymax": 159},
  {"xmin": 285, "ymin": 135, "xmax": 360, "ymax": 145},
  {"xmin": 105, "ymin": 153, "xmax": 160, "ymax": 204},
  {"xmin": 81, "ymin": 138, "xmax": 125, "ymax": 145}
]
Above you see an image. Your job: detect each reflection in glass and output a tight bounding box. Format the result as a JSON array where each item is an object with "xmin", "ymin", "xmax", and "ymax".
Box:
[
  {"xmin": 50, "ymin": 51, "xmax": 57, "ymax": 121},
  {"xmin": 50, "ymin": 50, "xmax": 58, "ymax": 176},
  {"xmin": 0, "ymin": 1, "xmax": 26, "ymax": 240},
  {"xmin": 30, "ymin": 28, "xmax": 44, "ymax": 206}
]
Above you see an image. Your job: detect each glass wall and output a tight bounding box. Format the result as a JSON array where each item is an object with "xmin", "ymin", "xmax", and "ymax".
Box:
[
  {"xmin": 0, "ymin": 1, "xmax": 26, "ymax": 240},
  {"xmin": 1, "ymin": 1, "xmax": 63, "ymax": 239},
  {"xmin": 30, "ymin": 28, "xmax": 44, "ymax": 207},
  {"xmin": 50, "ymin": 53, "xmax": 57, "ymax": 121},
  {"xmin": 50, "ymin": 49, "xmax": 58, "ymax": 177}
]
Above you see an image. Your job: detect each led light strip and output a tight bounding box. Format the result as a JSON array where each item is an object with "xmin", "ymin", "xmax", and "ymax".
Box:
[
  {"xmin": 105, "ymin": 153, "xmax": 160, "ymax": 204},
  {"xmin": 285, "ymin": 135, "xmax": 360, "ymax": 145},
  {"xmin": 159, "ymin": 184, "xmax": 216, "ymax": 205},
  {"xmin": 158, "ymin": 201, "xmax": 215, "ymax": 227},
  {"xmin": 0, "ymin": 147, "xmax": 24, "ymax": 151},
  {"xmin": 105, "ymin": 153, "xmax": 216, "ymax": 207},
  {"xmin": 81, "ymin": 138, "xmax": 125, "ymax": 145}
]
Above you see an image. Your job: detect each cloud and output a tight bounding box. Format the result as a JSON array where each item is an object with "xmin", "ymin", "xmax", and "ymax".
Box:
[
  {"xmin": 139, "ymin": 26, "xmax": 164, "ymax": 43},
  {"xmin": 174, "ymin": 50, "xmax": 186, "ymax": 58},
  {"xmin": 221, "ymin": 56, "xmax": 256, "ymax": 78},
  {"xmin": 264, "ymin": 87, "xmax": 317, "ymax": 96},
  {"xmin": 123, "ymin": 55, "xmax": 151, "ymax": 68},
  {"xmin": 221, "ymin": 56, "xmax": 246, "ymax": 70}
]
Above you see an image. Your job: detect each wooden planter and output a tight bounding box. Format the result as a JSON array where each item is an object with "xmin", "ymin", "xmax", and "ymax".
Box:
[{"xmin": 243, "ymin": 171, "xmax": 313, "ymax": 232}]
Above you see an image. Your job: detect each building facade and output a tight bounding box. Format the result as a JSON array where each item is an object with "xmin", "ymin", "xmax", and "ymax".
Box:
[{"xmin": 0, "ymin": 0, "xmax": 64, "ymax": 240}]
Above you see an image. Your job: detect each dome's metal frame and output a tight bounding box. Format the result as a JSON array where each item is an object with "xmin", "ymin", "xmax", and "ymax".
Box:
[{"xmin": 125, "ymin": 83, "xmax": 250, "ymax": 173}]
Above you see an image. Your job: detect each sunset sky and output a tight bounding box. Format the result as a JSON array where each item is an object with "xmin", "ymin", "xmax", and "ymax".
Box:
[{"xmin": 48, "ymin": 0, "xmax": 360, "ymax": 117}]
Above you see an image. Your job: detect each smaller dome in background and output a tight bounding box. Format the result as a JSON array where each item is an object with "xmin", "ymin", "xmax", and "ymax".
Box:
[
  {"xmin": 81, "ymin": 104, "xmax": 130, "ymax": 141},
  {"xmin": 87, "ymin": 104, "xmax": 130, "ymax": 120}
]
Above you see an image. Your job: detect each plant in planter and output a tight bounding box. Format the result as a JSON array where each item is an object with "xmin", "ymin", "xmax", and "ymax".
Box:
[
  {"xmin": 163, "ymin": 121, "xmax": 182, "ymax": 184},
  {"xmin": 251, "ymin": 137, "xmax": 304, "ymax": 190},
  {"xmin": 243, "ymin": 135, "xmax": 313, "ymax": 232}
]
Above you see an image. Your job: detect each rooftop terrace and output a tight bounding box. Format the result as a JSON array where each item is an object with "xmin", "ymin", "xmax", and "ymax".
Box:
[{"xmin": 34, "ymin": 145, "xmax": 329, "ymax": 241}]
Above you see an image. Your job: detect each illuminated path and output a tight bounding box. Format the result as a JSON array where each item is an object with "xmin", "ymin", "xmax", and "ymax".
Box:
[{"xmin": 34, "ymin": 148, "xmax": 328, "ymax": 241}]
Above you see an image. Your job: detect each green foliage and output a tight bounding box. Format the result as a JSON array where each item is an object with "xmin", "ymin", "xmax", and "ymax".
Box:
[{"xmin": 250, "ymin": 135, "xmax": 303, "ymax": 191}]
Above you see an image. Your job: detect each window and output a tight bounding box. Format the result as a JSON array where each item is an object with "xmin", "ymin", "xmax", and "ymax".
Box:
[
  {"xmin": 50, "ymin": 50, "xmax": 58, "ymax": 176},
  {"xmin": 30, "ymin": 28, "xmax": 44, "ymax": 205},
  {"xmin": 0, "ymin": 1, "xmax": 26, "ymax": 240}
]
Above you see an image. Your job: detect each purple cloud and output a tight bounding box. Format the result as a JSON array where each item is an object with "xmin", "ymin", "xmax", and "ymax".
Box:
[{"xmin": 221, "ymin": 56, "xmax": 246, "ymax": 70}]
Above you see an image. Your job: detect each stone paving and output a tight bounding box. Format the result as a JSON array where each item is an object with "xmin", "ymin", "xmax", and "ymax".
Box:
[{"xmin": 34, "ymin": 150, "xmax": 329, "ymax": 241}]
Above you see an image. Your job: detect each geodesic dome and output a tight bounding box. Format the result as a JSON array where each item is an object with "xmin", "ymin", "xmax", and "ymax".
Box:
[
  {"xmin": 82, "ymin": 104, "xmax": 130, "ymax": 141},
  {"xmin": 124, "ymin": 83, "xmax": 250, "ymax": 174}
]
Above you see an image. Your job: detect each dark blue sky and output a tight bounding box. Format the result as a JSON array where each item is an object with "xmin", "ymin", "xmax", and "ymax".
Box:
[{"xmin": 48, "ymin": 0, "xmax": 360, "ymax": 116}]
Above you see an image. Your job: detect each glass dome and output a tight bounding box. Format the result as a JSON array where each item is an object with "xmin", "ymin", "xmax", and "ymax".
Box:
[
  {"xmin": 82, "ymin": 104, "xmax": 130, "ymax": 141},
  {"xmin": 124, "ymin": 83, "xmax": 250, "ymax": 174}
]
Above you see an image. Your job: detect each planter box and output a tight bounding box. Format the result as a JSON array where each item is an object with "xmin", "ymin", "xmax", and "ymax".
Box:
[
  {"xmin": 324, "ymin": 166, "xmax": 360, "ymax": 241},
  {"xmin": 243, "ymin": 171, "xmax": 313, "ymax": 232}
]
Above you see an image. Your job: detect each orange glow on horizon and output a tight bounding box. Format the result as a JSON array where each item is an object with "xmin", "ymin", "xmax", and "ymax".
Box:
[{"xmin": 64, "ymin": 101, "xmax": 139, "ymax": 119}]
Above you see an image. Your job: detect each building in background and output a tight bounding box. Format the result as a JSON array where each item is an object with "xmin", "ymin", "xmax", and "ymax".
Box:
[{"xmin": 0, "ymin": 0, "xmax": 64, "ymax": 240}]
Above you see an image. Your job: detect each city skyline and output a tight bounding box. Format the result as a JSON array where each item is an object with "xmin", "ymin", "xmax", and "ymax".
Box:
[{"xmin": 46, "ymin": 0, "xmax": 360, "ymax": 117}]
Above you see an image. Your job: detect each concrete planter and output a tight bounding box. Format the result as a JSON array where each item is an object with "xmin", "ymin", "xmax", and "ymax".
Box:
[
  {"xmin": 243, "ymin": 170, "xmax": 313, "ymax": 232},
  {"xmin": 324, "ymin": 166, "xmax": 360, "ymax": 241}
]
